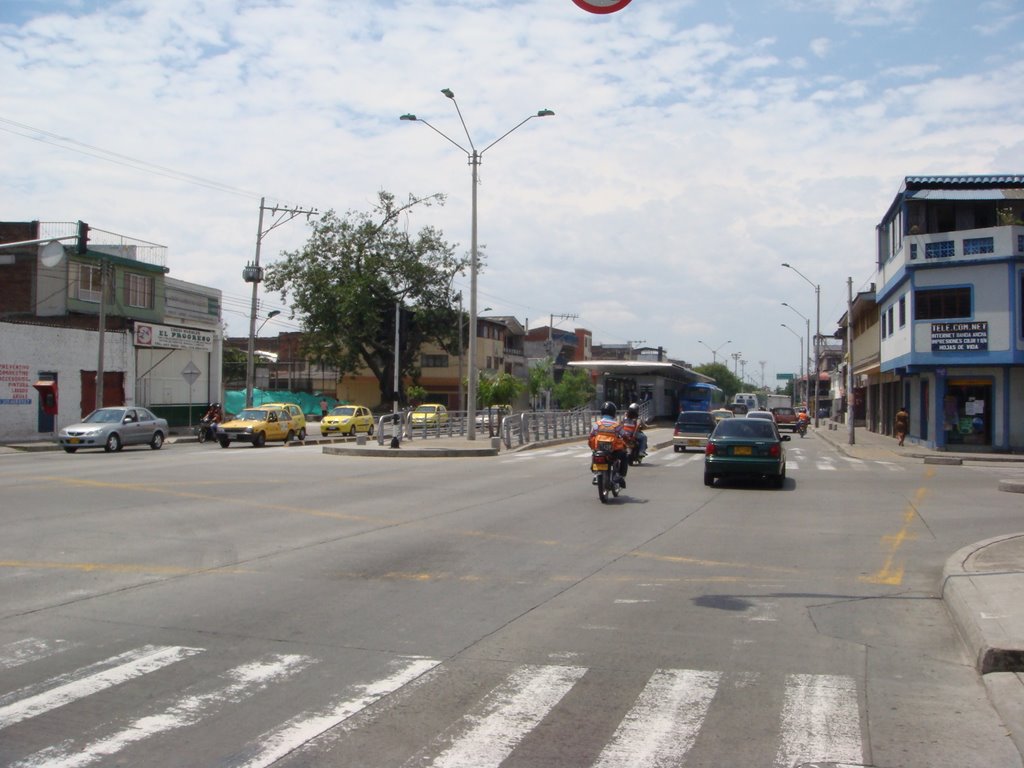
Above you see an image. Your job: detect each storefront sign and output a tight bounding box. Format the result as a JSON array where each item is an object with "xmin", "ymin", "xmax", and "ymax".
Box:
[
  {"xmin": 134, "ymin": 323, "xmax": 214, "ymax": 351},
  {"xmin": 0, "ymin": 363, "xmax": 31, "ymax": 405},
  {"xmin": 930, "ymin": 321, "xmax": 988, "ymax": 352}
]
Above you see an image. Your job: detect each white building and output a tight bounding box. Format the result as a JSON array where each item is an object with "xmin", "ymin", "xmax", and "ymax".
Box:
[
  {"xmin": 873, "ymin": 176, "xmax": 1024, "ymax": 451},
  {"xmin": 0, "ymin": 220, "xmax": 222, "ymax": 443}
]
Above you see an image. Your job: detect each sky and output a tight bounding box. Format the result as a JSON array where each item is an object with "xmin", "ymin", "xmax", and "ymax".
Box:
[{"xmin": 3, "ymin": 0, "xmax": 1024, "ymax": 389}]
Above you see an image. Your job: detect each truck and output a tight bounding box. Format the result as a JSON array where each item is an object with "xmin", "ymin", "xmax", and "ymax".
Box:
[{"xmin": 765, "ymin": 394, "xmax": 791, "ymax": 411}]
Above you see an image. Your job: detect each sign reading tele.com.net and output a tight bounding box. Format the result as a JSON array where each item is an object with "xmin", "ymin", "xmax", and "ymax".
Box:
[{"xmin": 572, "ymin": 0, "xmax": 632, "ymax": 13}]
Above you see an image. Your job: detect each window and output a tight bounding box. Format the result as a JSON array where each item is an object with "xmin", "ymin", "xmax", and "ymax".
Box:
[
  {"xmin": 963, "ymin": 237, "xmax": 994, "ymax": 255},
  {"xmin": 887, "ymin": 306, "xmax": 894, "ymax": 334},
  {"xmin": 421, "ymin": 354, "xmax": 448, "ymax": 368},
  {"xmin": 915, "ymin": 287, "xmax": 971, "ymax": 320},
  {"xmin": 76, "ymin": 263, "xmax": 102, "ymax": 303},
  {"xmin": 898, "ymin": 296, "xmax": 906, "ymax": 328},
  {"xmin": 125, "ymin": 273, "xmax": 154, "ymax": 309},
  {"xmin": 880, "ymin": 311, "xmax": 887, "ymax": 339}
]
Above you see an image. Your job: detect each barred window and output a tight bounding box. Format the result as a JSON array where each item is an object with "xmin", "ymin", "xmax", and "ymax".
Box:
[
  {"xmin": 915, "ymin": 287, "xmax": 971, "ymax": 320},
  {"xmin": 421, "ymin": 354, "xmax": 448, "ymax": 368},
  {"xmin": 126, "ymin": 273, "xmax": 154, "ymax": 309},
  {"xmin": 898, "ymin": 296, "xmax": 906, "ymax": 328}
]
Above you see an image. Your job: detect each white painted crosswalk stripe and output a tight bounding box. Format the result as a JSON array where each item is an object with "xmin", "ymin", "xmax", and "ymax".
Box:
[
  {"xmin": 0, "ymin": 639, "xmax": 867, "ymax": 767},
  {"xmin": 0, "ymin": 638, "xmax": 73, "ymax": 671},
  {"xmin": 426, "ymin": 664, "xmax": 587, "ymax": 768},
  {"xmin": 593, "ymin": 668, "xmax": 721, "ymax": 767},
  {"xmin": 0, "ymin": 644, "xmax": 202, "ymax": 730},
  {"xmin": 775, "ymin": 673, "xmax": 862, "ymax": 768},
  {"xmin": 235, "ymin": 655, "xmax": 441, "ymax": 768},
  {"xmin": 18, "ymin": 654, "xmax": 312, "ymax": 768}
]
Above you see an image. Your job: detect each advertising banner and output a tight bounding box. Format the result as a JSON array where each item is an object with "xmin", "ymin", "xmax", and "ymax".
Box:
[{"xmin": 134, "ymin": 322, "xmax": 214, "ymax": 352}]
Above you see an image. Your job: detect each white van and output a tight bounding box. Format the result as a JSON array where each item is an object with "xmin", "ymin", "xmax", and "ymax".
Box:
[{"xmin": 732, "ymin": 392, "xmax": 759, "ymax": 411}]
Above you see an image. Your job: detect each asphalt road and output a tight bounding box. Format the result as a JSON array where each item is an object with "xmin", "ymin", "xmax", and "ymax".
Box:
[{"xmin": 1, "ymin": 435, "xmax": 1022, "ymax": 767}]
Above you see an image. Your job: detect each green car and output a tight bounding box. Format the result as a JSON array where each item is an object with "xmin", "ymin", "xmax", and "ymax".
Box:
[{"xmin": 703, "ymin": 417, "xmax": 790, "ymax": 488}]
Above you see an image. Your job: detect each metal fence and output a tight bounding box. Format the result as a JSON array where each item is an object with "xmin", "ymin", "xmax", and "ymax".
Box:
[{"xmin": 375, "ymin": 400, "xmax": 654, "ymax": 449}]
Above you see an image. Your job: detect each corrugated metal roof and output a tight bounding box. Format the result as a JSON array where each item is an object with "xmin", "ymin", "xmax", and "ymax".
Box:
[{"xmin": 904, "ymin": 175, "xmax": 1024, "ymax": 189}]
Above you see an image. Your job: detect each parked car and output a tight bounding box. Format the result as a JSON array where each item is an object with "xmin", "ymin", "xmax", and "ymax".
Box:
[
  {"xmin": 771, "ymin": 406, "xmax": 799, "ymax": 431},
  {"xmin": 320, "ymin": 405, "xmax": 375, "ymax": 437},
  {"xmin": 58, "ymin": 406, "xmax": 168, "ymax": 453},
  {"xmin": 217, "ymin": 407, "xmax": 295, "ymax": 447},
  {"xmin": 673, "ymin": 411, "xmax": 717, "ymax": 452},
  {"xmin": 703, "ymin": 416, "xmax": 790, "ymax": 488},
  {"xmin": 410, "ymin": 404, "xmax": 449, "ymax": 428},
  {"xmin": 261, "ymin": 402, "xmax": 307, "ymax": 440}
]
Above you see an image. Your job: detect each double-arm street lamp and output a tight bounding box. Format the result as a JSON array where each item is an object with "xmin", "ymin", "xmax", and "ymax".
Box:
[
  {"xmin": 698, "ymin": 339, "xmax": 731, "ymax": 364},
  {"xmin": 781, "ymin": 262, "xmax": 821, "ymax": 426},
  {"xmin": 401, "ymin": 89, "xmax": 554, "ymax": 440},
  {"xmin": 781, "ymin": 302, "xmax": 812, "ymax": 416}
]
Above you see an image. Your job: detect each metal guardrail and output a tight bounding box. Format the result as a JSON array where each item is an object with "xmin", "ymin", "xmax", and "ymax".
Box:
[{"xmin": 376, "ymin": 401, "xmax": 655, "ymax": 449}]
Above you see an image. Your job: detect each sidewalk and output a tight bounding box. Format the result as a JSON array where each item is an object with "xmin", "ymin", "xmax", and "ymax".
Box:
[{"xmin": 816, "ymin": 422, "xmax": 1024, "ymax": 756}]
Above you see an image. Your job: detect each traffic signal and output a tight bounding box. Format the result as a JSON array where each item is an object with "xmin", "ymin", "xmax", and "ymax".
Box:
[{"xmin": 76, "ymin": 221, "xmax": 89, "ymax": 254}]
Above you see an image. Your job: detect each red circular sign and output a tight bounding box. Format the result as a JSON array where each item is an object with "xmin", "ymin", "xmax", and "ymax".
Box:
[{"xmin": 572, "ymin": 0, "xmax": 632, "ymax": 13}]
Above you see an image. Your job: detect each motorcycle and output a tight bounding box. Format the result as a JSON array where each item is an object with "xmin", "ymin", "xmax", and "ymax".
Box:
[
  {"xmin": 796, "ymin": 419, "xmax": 808, "ymax": 438},
  {"xmin": 196, "ymin": 418, "xmax": 219, "ymax": 444},
  {"xmin": 591, "ymin": 443, "xmax": 623, "ymax": 503}
]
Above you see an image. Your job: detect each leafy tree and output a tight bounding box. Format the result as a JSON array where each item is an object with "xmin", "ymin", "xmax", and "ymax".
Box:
[
  {"xmin": 264, "ymin": 191, "xmax": 470, "ymax": 408},
  {"xmin": 477, "ymin": 372, "xmax": 524, "ymax": 408},
  {"xmin": 693, "ymin": 362, "xmax": 743, "ymax": 400},
  {"xmin": 552, "ymin": 367, "xmax": 595, "ymax": 409},
  {"xmin": 528, "ymin": 358, "xmax": 554, "ymax": 409}
]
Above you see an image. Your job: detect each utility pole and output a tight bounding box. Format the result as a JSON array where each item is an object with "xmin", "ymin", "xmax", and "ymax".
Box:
[
  {"xmin": 95, "ymin": 260, "xmax": 109, "ymax": 411},
  {"xmin": 546, "ymin": 312, "xmax": 578, "ymax": 409},
  {"xmin": 731, "ymin": 351, "xmax": 742, "ymax": 378},
  {"xmin": 759, "ymin": 360, "xmax": 766, "ymax": 390},
  {"xmin": 244, "ymin": 198, "xmax": 318, "ymax": 408},
  {"xmin": 847, "ymin": 276, "xmax": 855, "ymax": 446}
]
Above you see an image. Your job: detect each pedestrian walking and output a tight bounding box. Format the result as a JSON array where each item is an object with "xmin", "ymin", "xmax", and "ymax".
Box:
[{"xmin": 894, "ymin": 405, "xmax": 909, "ymax": 446}]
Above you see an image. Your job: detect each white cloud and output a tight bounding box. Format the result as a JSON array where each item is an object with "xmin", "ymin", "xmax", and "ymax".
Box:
[{"xmin": 1, "ymin": 0, "xmax": 1023, "ymax": 384}]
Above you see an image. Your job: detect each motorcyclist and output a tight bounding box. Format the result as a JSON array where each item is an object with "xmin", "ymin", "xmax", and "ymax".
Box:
[
  {"xmin": 200, "ymin": 402, "xmax": 223, "ymax": 440},
  {"xmin": 588, "ymin": 401, "xmax": 629, "ymax": 488},
  {"xmin": 796, "ymin": 407, "xmax": 810, "ymax": 435},
  {"xmin": 621, "ymin": 402, "xmax": 648, "ymax": 458}
]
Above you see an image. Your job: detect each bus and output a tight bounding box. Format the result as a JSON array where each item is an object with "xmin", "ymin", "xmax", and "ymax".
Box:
[{"xmin": 679, "ymin": 382, "xmax": 725, "ymax": 413}]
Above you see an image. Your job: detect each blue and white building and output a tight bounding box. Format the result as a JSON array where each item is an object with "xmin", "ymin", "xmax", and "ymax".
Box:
[{"xmin": 873, "ymin": 176, "xmax": 1024, "ymax": 451}]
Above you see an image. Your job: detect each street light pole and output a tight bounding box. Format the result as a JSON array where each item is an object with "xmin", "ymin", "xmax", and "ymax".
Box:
[
  {"xmin": 780, "ymin": 323, "xmax": 803, "ymax": 407},
  {"xmin": 782, "ymin": 263, "xmax": 821, "ymax": 427},
  {"xmin": 697, "ymin": 339, "xmax": 731, "ymax": 363},
  {"xmin": 781, "ymin": 302, "xmax": 812, "ymax": 416},
  {"xmin": 401, "ymin": 90, "xmax": 554, "ymax": 439}
]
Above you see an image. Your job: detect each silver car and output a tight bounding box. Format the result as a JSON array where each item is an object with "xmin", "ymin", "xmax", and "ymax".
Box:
[{"xmin": 58, "ymin": 406, "xmax": 169, "ymax": 453}]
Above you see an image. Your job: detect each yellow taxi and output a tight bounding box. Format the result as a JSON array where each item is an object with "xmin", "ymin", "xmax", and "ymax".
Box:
[
  {"xmin": 261, "ymin": 402, "xmax": 307, "ymax": 440},
  {"xmin": 320, "ymin": 405, "xmax": 375, "ymax": 437},
  {"xmin": 410, "ymin": 404, "xmax": 449, "ymax": 428},
  {"xmin": 217, "ymin": 407, "xmax": 296, "ymax": 447}
]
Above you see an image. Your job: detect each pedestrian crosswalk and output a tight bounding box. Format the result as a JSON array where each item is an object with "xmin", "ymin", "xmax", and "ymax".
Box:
[
  {"xmin": 0, "ymin": 636, "xmax": 865, "ymax": 767},
  {"xmin": 500, "ymin": 446, "xmax": 907, "ymax": 472}
]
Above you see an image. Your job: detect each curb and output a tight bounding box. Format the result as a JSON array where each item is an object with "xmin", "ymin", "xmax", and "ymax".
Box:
[{"xmin": 941, "ymin": 533, "xmax": 1024, "ymax": 674}]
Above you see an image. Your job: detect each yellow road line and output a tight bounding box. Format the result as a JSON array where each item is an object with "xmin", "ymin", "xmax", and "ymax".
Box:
[{"xmin": 860, "ymin": 478, "xmax": 931, "ymax": 585}]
